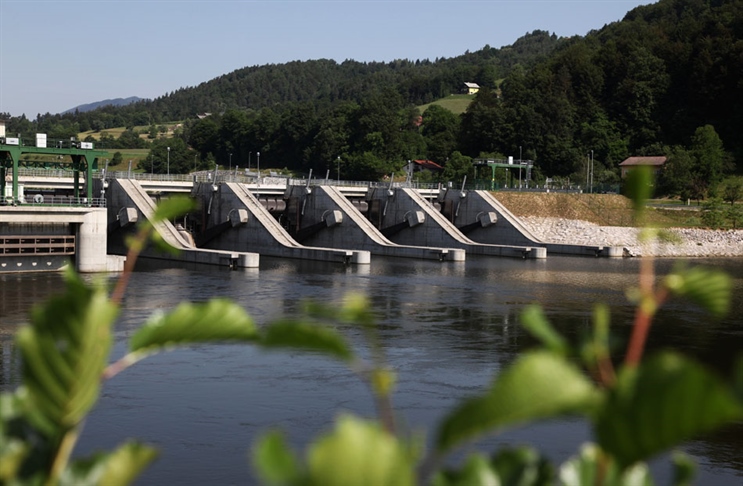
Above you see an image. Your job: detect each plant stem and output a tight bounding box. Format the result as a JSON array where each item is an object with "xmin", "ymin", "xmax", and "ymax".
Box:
[
  {"xmin": 103, "ymin": 352, "xmax": 147, "ymax": 381},
  {"xmin": 110, "ymin": 227, "xmax": 151, "ymax": 305},
  {"xmin": 626, "ymin": 255, "xmax": 654, "ymax": 366},
  {"xmin": 46, "ymin": 427, "xmax": 80, "ymax": 486},
  {"xmin": 625, "ymin": 255, "xmax": 669, "ymax": 367}
]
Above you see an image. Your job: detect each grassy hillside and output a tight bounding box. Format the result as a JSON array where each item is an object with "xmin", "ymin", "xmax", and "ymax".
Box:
[
  {"xmin": 493, "ymin": 192, "xmax": 702, "ymax": 228},
  {"xmin": 78, "ymin": 122, "xmax": 183, "ymax": 141},
  {"xmin": 418, "ymin": 94, "xmax": 474, "ymax": 115},
  {"xmin": 103, "ymin": 149, "xmax": 150, "ymax": 172}
]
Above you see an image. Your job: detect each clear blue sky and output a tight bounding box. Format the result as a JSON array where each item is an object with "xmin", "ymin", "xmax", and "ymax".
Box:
[{"xmin": 0, "ymin": 0, "xmax": 656, "ymax": 118}]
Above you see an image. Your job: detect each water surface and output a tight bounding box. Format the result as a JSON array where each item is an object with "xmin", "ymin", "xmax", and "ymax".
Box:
[{"xmin": 1, "ymin": 256, "xmax": 741, "ymax": 485}]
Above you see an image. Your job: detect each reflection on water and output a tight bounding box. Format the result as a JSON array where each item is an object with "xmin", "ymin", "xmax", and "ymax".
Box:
[{"xmin": 0, "ymin": 256, "xmax": 741, "ymax": 485}]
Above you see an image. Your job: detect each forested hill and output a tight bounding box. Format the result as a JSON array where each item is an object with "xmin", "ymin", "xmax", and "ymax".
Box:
[
  {"xmin": 4, "ymin": 0, "xmax": 743, "ymax": 191},
  {"xmin": 150, "ymin": 28, "xmax": 559, "ymax": 121},
  {"xmin": 467, "ymin": 0, "xmax": 743, "ymax": 178},
  {"xmin": 8, "ymin": 29, "xmax": 559, "ymax": 129}
]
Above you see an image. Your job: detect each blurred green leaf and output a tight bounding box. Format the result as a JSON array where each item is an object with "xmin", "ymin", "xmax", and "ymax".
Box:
[
  {"xmin": 371, "ymin": 368, "xmax": 397, "ymax": 397},
  {"xmin": 436, "ymin": 351, "xmax": 601, "ymax": 453},
  {"xmin": 58, "ymin": 441, "xmax": 157, "ymax": 486},
  {"xmin": 490, "ymin": 447, "xmax": 553, "ymax": 486},
  {"xmin": 18, "ymin": 270, "xmax": 117, "ymax": 436},
  {"xmin": 559, "ymin": 443, "xmax": 654, "ymax": 486},
  {"xmin": 301, "ymin": 299, "xmax": 341, "ymax": 322},
  {"xmin": 307, "ymin": 414, "xmax": 415, "ymax": 486},
  {"xmin": 580, "ymin": 304, "xmax": 614, "ymax": 377},
  {"xmin": 0, "ymin": 437, "xmax": 28, "ymax": 482},
  {"xmin": 252, "ymin": 430, "xmax": 302, "ymax": 486},
  {"xmin": 149, "ymin": 230, "xmax": 180, "ymax": 256},
  {"xmin": 338, "ymin": 293, "xmax": 376, "ymax": 328},
  {"xmin": 595, "ymin": 352, "xmax": 742, "ymax": 468},
  {"xmin": 97, "ymin": 442, "xmax": 159, "ymax": 486},
  {"xmin": 261, "ymin": 319, "xmax": 354, "ymax": 362},
  {"xmin": 130, "ymin": 299, "xmax": 258, "ymax": 353},
  {"xmin": 150, "ymin": 196, "xmax": 196, "ymax": 224},
  {"xmin": 672, "ymin": 451, "xmax": 696, "ymax": 486},
  {"xmin": 520, "ymin": 305, "xmax": 568, "ymax": 355},
  {"xmin": 625, "ymin": 166, "xmax": 653, "ymax": 218},
  {"xmin": 431, "ymin": 454, "xmax": 497, "ymax": 486},
  {"xmin": 664, "ymin": 265, "xmax": 732, "ymax": 318},
  {"xmin": 433, "ymin": 447, "xmax": 552, "ymax": 486}
]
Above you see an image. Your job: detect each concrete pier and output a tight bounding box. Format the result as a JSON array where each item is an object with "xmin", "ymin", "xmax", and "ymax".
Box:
[
  {"xmin": 365, "ymin": 187, "xmax": 545, "ymax": 259},
  {"xmin": 191, "ymin": 182, "xmax": 370, "ymax": 265},
  {"xmin": 0, "ymin": 206, "xmax": 124, "ymax": 272},
  {"xmin": 444, "ymin": 189, "xmax": 623, "ymax": 257},
  {"xmin": 284, "ymin": 185, "xmax": 465, "ymax": 261},
  {"xmin": 107, "ymin": 179, "xmax": 259, "ymax": 268}
]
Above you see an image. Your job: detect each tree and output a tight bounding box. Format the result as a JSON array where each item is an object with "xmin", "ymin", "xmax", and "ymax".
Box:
[
  {"xmin": 459, "ymin": 87, "xmax": 503, "ymax": 157},
  {"xmin": 189, "ymin": 117, "xmax": 220, "ymax": 158},
  {"xmin": 117, "ymin": 129, "xmax": 146, "ymax": 149},
  {"xmin": 719, "ymin": 176, "xmax": 743, "ymax": 206},
  {"xmin": 421, "ymin": 105, "xmax": 460, "ymax": 164},
  {"xmin": 658, "ymin": 147, "xmax": 707, "ymax": 203},
  {"xmin": 690, "ymin": 124, "xmax": 728, "ymax": 187},
  {"xmin": 344, "ymin": 151, "xmax": 393, "ymax": 181},
  {"xmin": 144, "ymin": 138, "xmax": 192, "ymax": 174},
  {"xmin": 442, "ymin": 151, "xmax": 473, "ymax": 183}
]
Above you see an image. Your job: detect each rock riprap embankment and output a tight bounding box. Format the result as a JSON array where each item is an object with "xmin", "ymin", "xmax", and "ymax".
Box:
[{"xmin": 520, "ymin": 217, "xmax": 743, "ymax": 257}]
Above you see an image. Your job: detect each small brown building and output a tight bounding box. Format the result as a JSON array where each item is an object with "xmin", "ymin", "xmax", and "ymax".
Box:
[{"xmin": 618, "ymin": 156, "xmax": 667, "ymax": 178}]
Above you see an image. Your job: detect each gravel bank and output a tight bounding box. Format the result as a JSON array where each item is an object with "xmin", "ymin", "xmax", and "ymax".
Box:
[{"xmin": 520, "ymin": 217, "xmax": 743, "ymax": 257}]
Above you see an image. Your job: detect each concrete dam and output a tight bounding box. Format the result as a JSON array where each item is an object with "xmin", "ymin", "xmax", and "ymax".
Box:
[
  {"xmin": 103, "ymin": 179, "xmax": 624, "ymax": 269},
  {"xmin": 2, "ymin": 132, "xmax": 620, "ymax": 273}
]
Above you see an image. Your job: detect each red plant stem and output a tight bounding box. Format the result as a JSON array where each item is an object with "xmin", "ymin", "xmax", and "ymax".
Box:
[
  {"xmin": 625, "ymin": 306, "xmax": 651, "ymax": 367},
  {"xmin": 625, "ymin": 255, "xmax": 669, "ymax": 366},
  {"xmin": 597, "ymin": 354, "xmax": 616, "ymax": 387},
  {"xmin": 110, "ymin": 228, "xmax": 149, "ymax": 305}
]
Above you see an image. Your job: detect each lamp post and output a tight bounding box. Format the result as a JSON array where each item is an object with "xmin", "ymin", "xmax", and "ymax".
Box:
[
  {"xmin": 590, "ymin": 149, "xmax": 594, "ymax": 194},
  {"xmin": 248, "ymin": 151, "xmax": 252, "ymax": 171},
  {"xmin": 337, "ymin": 156, "xmax": 341, "ymax": 183},
  {"xmin": 167, "ymin": 146, "xmax": 170, "ymax": 176},
  {"xmin": 257, "ymin": 152, "xmax": 260, "ymax": 181},
  {"xmin": 229, "ymin": 152, "xmax": 232, "ymax": 172},
  {"xmin": 519, "ymin": 146, "xmax": 522, "ymax": 190}
]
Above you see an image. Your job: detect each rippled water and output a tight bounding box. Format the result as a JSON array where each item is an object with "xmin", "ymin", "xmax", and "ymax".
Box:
[{"xmin": 1, "ymin": 256, "xmax": 742, "ymax": 485}]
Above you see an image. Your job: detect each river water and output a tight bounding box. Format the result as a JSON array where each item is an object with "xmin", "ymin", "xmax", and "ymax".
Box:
[{"xmin": 1, "ymin": 255, "xmax": 742, "ymax": 485}]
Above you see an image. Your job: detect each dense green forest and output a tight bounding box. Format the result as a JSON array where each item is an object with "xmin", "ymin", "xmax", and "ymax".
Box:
[{"xmin": 3, "ymin": 0, "xmax": 742, "ymax": 196}]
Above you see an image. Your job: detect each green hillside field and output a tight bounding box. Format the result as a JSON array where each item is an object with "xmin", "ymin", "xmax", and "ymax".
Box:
[{"xmin": 418, "ymin": 94, "xmax": 474, "ymax": 115}]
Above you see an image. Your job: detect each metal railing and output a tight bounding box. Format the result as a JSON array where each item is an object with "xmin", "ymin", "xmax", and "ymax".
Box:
[
  {"xmin": 15, "ymin": 168, "xmax": 623, "ymax": 195},
  {"xmin": 1, "ymin": 195, "xmax": 106, "ymax": 208},
  {"xmin": 288, "ymin": 178, "xmax": 441, "ymax": 190}
]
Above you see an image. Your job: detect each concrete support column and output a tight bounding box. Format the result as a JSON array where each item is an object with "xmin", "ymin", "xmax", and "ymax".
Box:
[{"xmin": 76, "ymin": 208, "xmax": 109, "ymax": 272}]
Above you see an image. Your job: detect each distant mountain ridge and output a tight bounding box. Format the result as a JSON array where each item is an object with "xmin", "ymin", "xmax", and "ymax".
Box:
[{"xmin": 62, "ymin": 96, "xmax": 145, "ymax": 114}]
